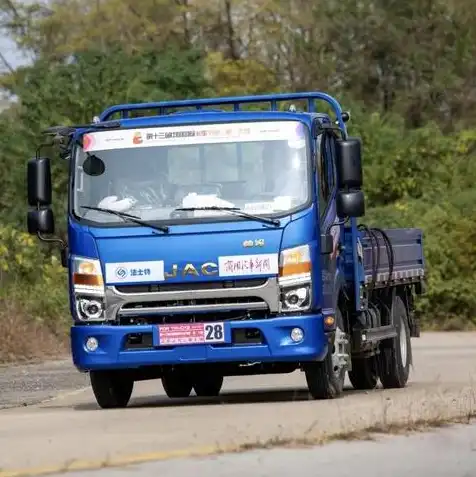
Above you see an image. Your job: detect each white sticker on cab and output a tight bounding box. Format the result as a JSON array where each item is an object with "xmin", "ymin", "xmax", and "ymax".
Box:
[
  {"xmin": 105, "ymin": 260, "xmax": 165, "ymax": 284},
  {"xmin": 218, "ymin": 253, "xmax": 279, "ymax": 277}
]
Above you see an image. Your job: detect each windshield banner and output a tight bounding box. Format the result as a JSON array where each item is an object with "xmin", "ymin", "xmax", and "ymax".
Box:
[{"xmin": 82, "ymin": 121, "xmax": 306, "ymax": 152}]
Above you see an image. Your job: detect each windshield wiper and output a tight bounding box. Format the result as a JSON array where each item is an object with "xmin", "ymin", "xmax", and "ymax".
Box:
[
  {"xmin": 81, "ymin": 206, "xmax": 169, "ymax": 233},
  {"xmin": 173, "ymin": 206, "xmax": 280, "ymax": 227}
]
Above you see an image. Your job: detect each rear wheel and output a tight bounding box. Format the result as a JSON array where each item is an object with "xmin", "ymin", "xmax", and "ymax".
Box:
[
  {"xmin": 378, "ymin": 294, "xmax": 411, "ymax": 388},
  {"xmin": 193, "ymin": 373, "xmax": 224, "ymax": 397},
  {"xmin": 161, "ymin": 368, "xmax": 193, "ymax": 398},
  {"xmin": 304, "ymin": 308, "xmax": 349, "ymax": 399},
  {"xmin": 348, "ymin": 356, "xmax": 379, "ymax": 390},
  {"xmin": 90, "ymin": 370, "xmax": 134, "ymax": 409}
]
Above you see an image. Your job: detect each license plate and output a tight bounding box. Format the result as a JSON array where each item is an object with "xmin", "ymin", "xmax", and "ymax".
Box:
[{"xmin": 157, "ymin": 322, "xmax": 225, "ymax": 346}]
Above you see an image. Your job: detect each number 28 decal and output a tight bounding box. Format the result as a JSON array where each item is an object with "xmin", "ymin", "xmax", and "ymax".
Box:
[{"xmin": 204, "ymin": 323, "xmax": 225, "ymax": 342}]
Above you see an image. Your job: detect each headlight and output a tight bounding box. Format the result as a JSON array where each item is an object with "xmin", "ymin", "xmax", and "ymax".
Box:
[
  {"xmin": 278, "ymin": 245, "xmax": 312, "ymax": 312},
  {"xmin": 281, "ymin": 286, "xmax": 311, "ymax": 312},
  {"xmin": 76, "ymin": 297, "xmax": 105, "ymax": 321},
  {"xmin": 279, "ymin": 244, "xmax": 311, "ymax": 286},
  {"xmin": 71, "ymin": 256, "xmax": 106, "ymax": 322},
  {"xmin": 72, "ymin": 256, "xmax": 104, "ymax": 296}
]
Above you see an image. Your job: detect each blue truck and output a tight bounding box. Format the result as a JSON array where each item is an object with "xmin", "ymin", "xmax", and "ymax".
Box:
[{"xmin": 26, "ymin": 91, "xmax": 425, "ymax": 408}]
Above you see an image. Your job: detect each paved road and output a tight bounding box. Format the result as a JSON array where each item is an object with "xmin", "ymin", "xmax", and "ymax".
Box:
[
  {"xmin": 0, "ymin": 360, "xmax": 88, "ymax": 410},
  {"xmin": 1, "ymin": 332, "xmax": 476, "ymax": 476},
  {"xmin": 60, "ymin": 422, "xmax": 476, "ymax": 477}
]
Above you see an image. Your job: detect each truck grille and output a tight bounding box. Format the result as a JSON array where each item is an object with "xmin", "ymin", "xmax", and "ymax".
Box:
[
  {"xmin": 120, "ymin": 296, "xmax": 267, "ymax": 316},
  {"xmin": 105, "ymin": 277, "xmax": 281, "ymax": 321},
  {"xmin": 114, "ymin": 278, "xmax": 267, "ymax": 294}
]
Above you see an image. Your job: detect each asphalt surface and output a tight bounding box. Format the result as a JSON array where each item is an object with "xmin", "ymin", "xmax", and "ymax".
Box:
[
  {"xmin": 60, "ymin": 422, "xmax": 476, "ymax": 477},
  {"xmin": 1, "ymin": 332, "xmax": 476, "ymax": 476},
  {"xmin": 0, "ymin": 360, "xmax": 88, "ymax": 410}
]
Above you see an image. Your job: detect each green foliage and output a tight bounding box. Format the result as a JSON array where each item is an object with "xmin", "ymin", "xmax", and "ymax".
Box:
[
  {"xmin": 345, "ymin": 104, "xmax": 456, "ymax": 207},
  {"xmin": 0, "ymin": 44, "xmax": 209, "ymax": 230},
  {"xmin": 0, "ymin": 225, "xmax": 68, "ymax": 329},
  {"xmin": 349, "ymin": 110, "xmax": 476, "ymax": 326},
  {"xmin": 364, "ymin": 186, "xmax": 476, "ymax": 327},
  {"xmin": 0, "ymin": 42, "xmax": 210, "ymax": 343}
]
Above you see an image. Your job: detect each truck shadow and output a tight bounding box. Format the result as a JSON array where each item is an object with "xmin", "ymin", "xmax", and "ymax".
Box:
[{"xmin": 72, "ymin": 385, "xmax": 377, "ymax": 411}]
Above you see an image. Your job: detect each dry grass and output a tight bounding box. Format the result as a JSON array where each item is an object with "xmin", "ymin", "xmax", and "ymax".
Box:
[
  {"xmin": 422, "ymin": 316, "xmax": 476, "ymax": 332},
  {"xmin": 224, "ymin": 413, "xmax": 475, "ymax": 455},
  {"xmin": 0, "ymin": 301, "xmax": 68, "ymax": 365}
]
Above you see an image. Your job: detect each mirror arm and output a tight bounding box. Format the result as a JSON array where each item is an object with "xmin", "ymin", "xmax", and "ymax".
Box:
[
  {"xmin": 325, "ymin": 217, "xmax": 348, "ymax": 235},
  {"xmin": 36, "ymin": 139, "xmax": 55, "ymax": 161},
  {"xmin": 37, "ymin": 231, "xmax": 66, "ymax": 249},
  {"xmin": 37, "ymin": 232, "xmax": 68, "ymax": 268}
]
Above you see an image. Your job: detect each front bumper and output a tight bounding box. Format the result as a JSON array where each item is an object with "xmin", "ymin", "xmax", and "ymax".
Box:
[{"xmin": 71, "ymin": 313, "xmax": 328, "ymax": 371}]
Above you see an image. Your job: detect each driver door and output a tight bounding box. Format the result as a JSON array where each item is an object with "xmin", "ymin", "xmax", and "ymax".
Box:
[{"xmin": 317, "ymin": 132, "xmax": 339, "ymax": 311}]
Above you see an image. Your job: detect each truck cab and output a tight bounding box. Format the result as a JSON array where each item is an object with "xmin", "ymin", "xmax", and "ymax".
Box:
[{"xmin": 26, "ymin": 92, "xmax": 425, "ymax": 408}]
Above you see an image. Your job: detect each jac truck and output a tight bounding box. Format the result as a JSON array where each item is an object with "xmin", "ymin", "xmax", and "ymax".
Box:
[{"xmin": 26, "ymin": 91, "xmax": 426, "ymax": 409}]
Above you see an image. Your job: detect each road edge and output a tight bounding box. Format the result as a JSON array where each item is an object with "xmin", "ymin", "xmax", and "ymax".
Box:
[{"xmin": 1, "ymin": 412, "xmax": 474, "ymax": 477}]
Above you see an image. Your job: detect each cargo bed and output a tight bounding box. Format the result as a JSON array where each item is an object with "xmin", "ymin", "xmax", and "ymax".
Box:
[{"xmin": 359, "ymin": 227, "xmax": 425, "ymax": 287}]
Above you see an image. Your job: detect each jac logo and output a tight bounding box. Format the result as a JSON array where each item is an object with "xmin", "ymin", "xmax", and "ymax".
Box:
[
  {"xmin": 115, "ymin": 267, "xmax": 128, "ymax": 279},
  {"xmin": 164, "ymin": 262, "xmax": 218, "ymax": 279}
]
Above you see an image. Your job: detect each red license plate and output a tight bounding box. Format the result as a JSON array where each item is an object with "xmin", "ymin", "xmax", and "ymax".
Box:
[{"xmin": 157, "ymin": 322, "xmax": 225, "ymax": 346}]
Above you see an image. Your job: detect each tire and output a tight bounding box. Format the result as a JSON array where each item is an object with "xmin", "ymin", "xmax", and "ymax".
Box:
[
  {"xmin": 162, "ymin": 368, "xmax": 193, "ymax": 398},
  {"xmin": 304, "ymin": 308, "xmax": 349, "ymax": 399},
  {"xmin": 348, "ymin": 356, "xmax": 379, "ymax": 390},
  {"xmin": 378, "ymin": 294, "xmax": 411, "ymax": 389},
  {"xmin": 89, "ymin": 370, "xmax": 134, "ymax": 409},
  {"xmin": 193, "ymin": 374, "xmax": 224, "ymax": 397}
]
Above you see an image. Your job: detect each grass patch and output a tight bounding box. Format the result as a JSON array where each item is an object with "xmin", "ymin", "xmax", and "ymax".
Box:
[
  {"xmin": 421, "ymin": 316, "xmax": 476, "ymax": 332},
  {"xmin": 225, "ymin": 413, "xmax": 475, "ymax": 454},
  {"xmin": 0, "ymin": 299, "xmax": 68, "ymax": 364}
]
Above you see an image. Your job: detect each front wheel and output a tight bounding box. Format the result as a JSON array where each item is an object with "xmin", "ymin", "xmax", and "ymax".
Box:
[
  {"xmin": 378, "ymin": 294, "xmax": 412, "ymax": 388},
  {"xmin": 90, "ymin": 370, "xmax": 134, "ymax": 409},
  {"xmin": 161, "ymin": 368, "xmax": 193, "ymax": 398},
  {"xmin": 193, "ymin": 373, "xmax": 224, "ymax": 397},
  {"xmin": 304, "ymin": 308, "xmax": 349, "ymax": 399}
]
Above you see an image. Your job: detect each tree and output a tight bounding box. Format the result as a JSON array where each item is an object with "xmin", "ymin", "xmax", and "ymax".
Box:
[{"xmin": 0, "ymin": 44, "xmax": 209, "ymax": 227}]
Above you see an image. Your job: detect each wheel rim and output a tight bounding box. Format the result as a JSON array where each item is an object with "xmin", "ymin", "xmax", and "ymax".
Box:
[
  {"xmin": 332, "ymin": 327, "xmax": 349, "ymax": 378},
  {"xmin": 400, "ymin": 320, "xmax": 408, "ymax": 368}
]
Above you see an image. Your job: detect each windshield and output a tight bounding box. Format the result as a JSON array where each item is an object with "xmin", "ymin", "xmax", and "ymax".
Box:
[{"xmin": 72, "ymin": 120, "xmax": 311, "ymax": 225}]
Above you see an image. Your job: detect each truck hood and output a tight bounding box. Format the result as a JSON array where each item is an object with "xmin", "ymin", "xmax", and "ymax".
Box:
[{"xmin": 88, "ymin": 225, "xmax": 285, "ymax": 285}]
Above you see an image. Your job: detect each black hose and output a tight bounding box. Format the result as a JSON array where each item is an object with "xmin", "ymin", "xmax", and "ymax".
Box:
[
  {"xmin": 358, "ymin": 224, "xmax": 395, "ymax": 293},
  {"xmin": 371, "ymin": 227, "xmax": 395, "ymax": 290}
]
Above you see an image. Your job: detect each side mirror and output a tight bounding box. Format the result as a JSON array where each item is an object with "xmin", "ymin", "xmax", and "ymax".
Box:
[
  {"xmin": 336, "ymin": 190, "xmax": 365, "ymax": 218},
  {"xmin": 27, "ymin": 208, "xmax": 55, "ymax": 235},
  {"xmin": 27, "ymin": 157, "xmax": 52, "ymax": 206},
  {"xmin": 335, "ymin": 137, "xmax": 362, "ymax": 189},
  {"xmin": 25, "ymin": 152, "xmax": 67, "ymax": 264}
]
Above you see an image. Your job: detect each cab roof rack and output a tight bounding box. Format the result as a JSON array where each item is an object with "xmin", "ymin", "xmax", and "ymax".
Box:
[{"xmin": 98, "ymin": 91, "xmax": 349, "ymax": 130}]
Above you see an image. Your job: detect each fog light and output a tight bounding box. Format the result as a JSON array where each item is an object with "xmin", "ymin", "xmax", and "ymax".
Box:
[
  {"xmin": 85, "ymin": 336, "xmax": 99, "ymax": 352},
  {"xmin": 290, "ymin": 327, "xmax": 304, "ymax": 343}
]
